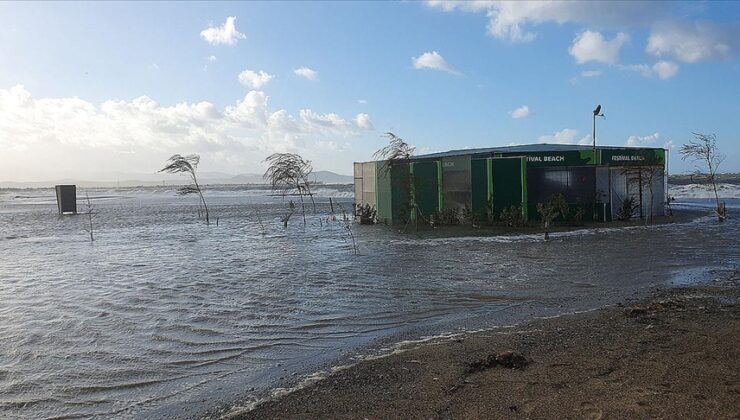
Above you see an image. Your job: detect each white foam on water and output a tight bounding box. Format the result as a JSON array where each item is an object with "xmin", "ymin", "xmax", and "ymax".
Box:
[{"xmin": 669, "ymin": 183, "xmax": 740, "ymax": 199}]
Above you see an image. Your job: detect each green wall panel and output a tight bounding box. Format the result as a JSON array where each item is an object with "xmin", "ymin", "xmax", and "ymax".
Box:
[
  {"xmin": 600, "ymin": 148, "xmax": 665, "ymax": 166},
  {"xmin": 390, "ymin": 162, "xmax": 411, "ymax": 224},
  {"xmin": 412, "ymin": 161, "xmax": 440, "ymax": 219},
  {"xmin": 491, "ymin": 158, "xmax": 524, "ymax": 216},
  {"xmin": 471, "ymin": 159, "xmax": 488, "ymax": 215}
]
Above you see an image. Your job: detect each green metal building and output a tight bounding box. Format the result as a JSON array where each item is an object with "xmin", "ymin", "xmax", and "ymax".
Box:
[{"xmin": 354, "ymin": 144, "xmax": 666, "ymax": 224}]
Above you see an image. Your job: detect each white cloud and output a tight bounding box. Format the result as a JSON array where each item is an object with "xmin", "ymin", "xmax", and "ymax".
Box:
[
  {"xmin": 621, "ymin": 63, "xmax": 653, "ymax": 77},
  {"xmin": 627, "ymin": 132, "xmax": 660, "ymax": 147},
  {"xmin": 509, "ymin": 105, "xmax": 530, "ymax": 119},
  {"xmin": 200, "ymin": 16, "xmax": 246, "ymax": 46},
  {"xmin": 357, "ymin": 99, "xmax": 367, "ymax": 105},
  {"xmin": 354, "ymin": 113, "xmax": 373, "ymax": 130},
  {"xmin": 412, "ymin": 51, "xmax": 461, "ymax": 75},
  {"xmin": 652, "ymin": 60, "xmax": 679, "ymax": 79},
  {"xmin": 538, "ymin": 128, "xmax": 576, "ymax": 144},
  {"xmin": 0, "ymin": 85, "xmax": 364, "ymax": 180},
  {"xmin": 426, "ymin": 1, "xmax": 667, "ymax": 43},
  {"xmin": 208, "ymin": 55, "xmax": 217, "ymax": 62},
  {"xmin": 569, "ymin": 31, "xmax": 629, "ymax": 64},
  {"xmin": 647, "ymin": 21, "xmax": 736, "ymax": 63},
  {"xmin": 580, "ymin": 70, "xmax": 602, "ymax": 78},
  {"xmin": 299, "ymin": 109, "xmax": 353, "ymax": 133},
  {"xmin": 294, "ymin": 67, "xmax": 318, "ymax": 81},
  {"xmin": 621, "ymin": 61, "xmax": 679, "ymax": 79},
  {"xmin": 238, "ymin": 69, "xmax": 274, "ymax": 89}
]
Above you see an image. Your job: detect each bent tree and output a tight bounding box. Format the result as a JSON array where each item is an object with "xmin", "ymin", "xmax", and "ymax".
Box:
[
  {"xmin": 159, "ymin": 154, "xmax": 210, "ymax": 224},
  {"xmin": 263, "ymin": 153, "xmax": 314, "ymax": 226},
  {"xmin": 374, "ymin": 132, "xmax": 415, "ymax": 230},
  {"xmin": 680, "ymin": 133, "xmax": 726, "ymax": 221}
]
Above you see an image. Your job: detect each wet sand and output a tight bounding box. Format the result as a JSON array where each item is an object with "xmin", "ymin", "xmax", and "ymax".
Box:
[{"xmin": 233, "ymin": 273, "xmax": 739, "ymax": 419}]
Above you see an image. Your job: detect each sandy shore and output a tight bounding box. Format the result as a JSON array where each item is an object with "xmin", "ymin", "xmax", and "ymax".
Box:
[{"xmin": 231, "ymin": 272, "xmax": 739, "ymax": 419}]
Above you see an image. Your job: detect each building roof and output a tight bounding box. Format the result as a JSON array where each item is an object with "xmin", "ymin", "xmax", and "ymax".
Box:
[{"xmin": 412, "ymin": 143, "xmax": 662, "ymax": 160}]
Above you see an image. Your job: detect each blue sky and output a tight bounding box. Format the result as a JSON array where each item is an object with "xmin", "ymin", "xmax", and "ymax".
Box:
[{"xmin": 1, "ymin": 1, "xmax": 738, "ymax": 180}]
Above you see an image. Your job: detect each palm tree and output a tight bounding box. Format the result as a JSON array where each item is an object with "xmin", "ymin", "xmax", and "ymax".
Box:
[
  {"xmin": 263, "ymin": 153, "xmax": 314, "ymax": 226},
  {"xmin": 159, "ymin": 154, "xmax": 210, "ymax": 224}
]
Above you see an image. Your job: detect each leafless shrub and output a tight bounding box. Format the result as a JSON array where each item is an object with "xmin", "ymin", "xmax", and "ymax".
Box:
[
  {"xmin": 82, "ymin": 192, "xmax": 96, "ymax": 242},
  {"xmin": 680, "ymin": 133, "xmax": 726, "ymax": 221},
  {"xmin": 337, "ymin": 203, "xmax": 359, "ymax": 255}
]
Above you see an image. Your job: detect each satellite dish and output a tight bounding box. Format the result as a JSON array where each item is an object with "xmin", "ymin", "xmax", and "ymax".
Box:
[{"xmin": 593, "ymin": 104, "xmax": 602, "ymax": 116}]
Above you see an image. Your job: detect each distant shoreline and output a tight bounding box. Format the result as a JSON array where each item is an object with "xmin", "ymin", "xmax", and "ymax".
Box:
[{"xmin": 228, "ymin": 274, "xmax": 739, "ymax": 419}]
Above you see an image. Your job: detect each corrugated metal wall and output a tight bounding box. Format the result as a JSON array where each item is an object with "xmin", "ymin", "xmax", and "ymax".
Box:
[
  {"xmin": 361, "ymin": 162, "xmax": 377, "ymax": 211},
  {"xmin": 375, "ymin": 161, "xmax": 393, "ymax": 223}
]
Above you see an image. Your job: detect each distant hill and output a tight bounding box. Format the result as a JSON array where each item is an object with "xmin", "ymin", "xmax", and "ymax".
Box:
[{"xmin": 0, "ymin": 170, "xmax": 353, "ymax": 189}]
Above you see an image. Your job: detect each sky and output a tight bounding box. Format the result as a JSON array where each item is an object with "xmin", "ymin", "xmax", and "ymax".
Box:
[{"xmin": 1, "ymin": 1, "xmax": 739, "ymax": 181}]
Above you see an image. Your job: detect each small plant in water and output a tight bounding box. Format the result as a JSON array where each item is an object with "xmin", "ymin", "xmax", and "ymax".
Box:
[
  {"xmin": 536, "ymin": 194, "xmax": 568, "ymax": 241},
  {"xmin": 281, "ymin": 201, "xmax": 296, "ymax": 228},
  {"xmin": 356, "ymin": 203, "xmax": 377, "ymax": 225},
  {"xmin": 82, "ymin": 192, "xmax": 96, "ymax": 242},
  {"xmin": 338, "ymin": 204, "xmax": 359, "ymax": 255}
]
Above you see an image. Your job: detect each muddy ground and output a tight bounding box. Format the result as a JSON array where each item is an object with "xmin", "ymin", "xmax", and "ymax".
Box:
[{"xmin": 234, "ymin": 273, "xmax": 739, "ymax": 419}]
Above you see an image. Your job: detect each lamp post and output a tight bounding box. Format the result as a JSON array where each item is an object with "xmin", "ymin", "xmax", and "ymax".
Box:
[{"xmin": 592, "ymin": 105, "xmax": 604, "ymax": 220}]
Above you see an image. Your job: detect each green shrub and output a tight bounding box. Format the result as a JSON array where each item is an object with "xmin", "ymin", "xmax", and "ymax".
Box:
[
  {"xmin": 500, "ymin": 205, "xmax": 525, "ymax": 228},
  {"xmin": 617, "ymin": 197, "xmax": 638, "ymax": 221},
  {"xmin": 430, "ymin": 207, "xmax": 461, "ymax": 226}
]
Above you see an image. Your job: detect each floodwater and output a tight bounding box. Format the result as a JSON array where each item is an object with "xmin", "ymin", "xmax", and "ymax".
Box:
[{"xmin": 0, "ymin": 187, "xmax": 737, "ymax": 419}]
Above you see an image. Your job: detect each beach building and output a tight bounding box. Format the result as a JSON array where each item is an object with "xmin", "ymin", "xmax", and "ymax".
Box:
[{"xmin": 354, "ymin": 144, "xmax": 666, "ymax": 224}]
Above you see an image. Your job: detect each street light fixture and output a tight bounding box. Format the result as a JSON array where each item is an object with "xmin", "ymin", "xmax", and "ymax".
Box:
[
  {"xmin": 592, "ymin": 104, "xmax": 604, "ymax": 149},
  {"xmin": 592, "ymin": 105, "xmax": 605, "ymax": 221}
]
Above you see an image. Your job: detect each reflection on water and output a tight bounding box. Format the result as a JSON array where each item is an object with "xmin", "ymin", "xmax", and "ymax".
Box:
[{"xmin": 0, "ymin": 188, "xmax": 737, "ymax": 418}]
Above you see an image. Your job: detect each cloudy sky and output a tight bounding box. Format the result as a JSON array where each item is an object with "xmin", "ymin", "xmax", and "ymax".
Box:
[{"xmin": 1, "ymin": 1, "xmax": 739, "ymax": 181}]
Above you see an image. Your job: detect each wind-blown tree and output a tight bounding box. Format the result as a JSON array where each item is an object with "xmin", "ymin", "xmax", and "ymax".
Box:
[
  {"xmin": 680, "ymin": 133, "xmax": 726, "ymax": 221},
  {"xmin": 374, "ymin": 132, "xmax": 415, "ymax": 163},
  {"xmin": 374, "ymin": 132, "xmax": 415, "ymax": 230},
  {"xmin": 263, "ymin": 153, "xmax": 314, "ymax": 226},
  {"xmin": 159, "ymin": 154, "xmax": 210, "ymax": 224}
]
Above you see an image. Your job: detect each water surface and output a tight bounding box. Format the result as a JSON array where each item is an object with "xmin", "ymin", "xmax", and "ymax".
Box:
[{"xmin": 0, "ymin": 188, "xmax": 737, "ymax": 418}]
